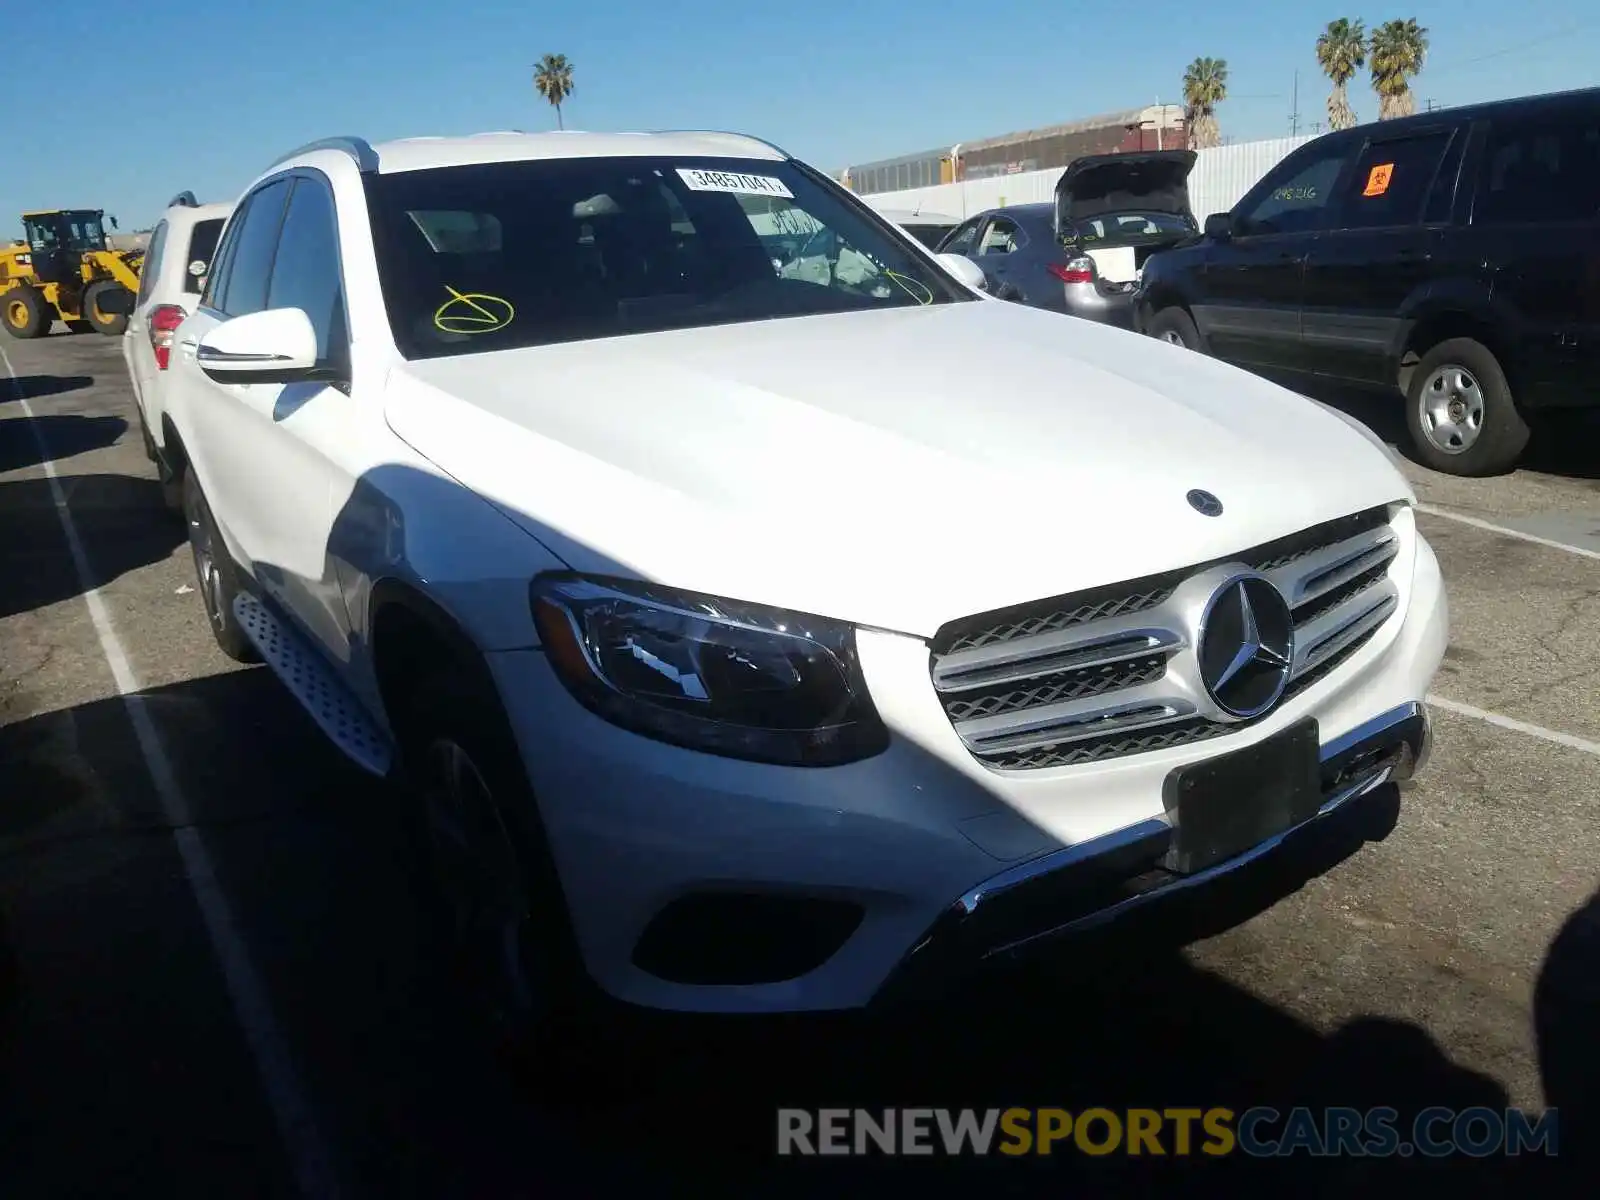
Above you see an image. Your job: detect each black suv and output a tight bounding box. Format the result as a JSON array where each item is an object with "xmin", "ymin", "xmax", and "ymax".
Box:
[{"xmin": 1136, "ymin": 87, "xmax": 1600, "ymax": 476}]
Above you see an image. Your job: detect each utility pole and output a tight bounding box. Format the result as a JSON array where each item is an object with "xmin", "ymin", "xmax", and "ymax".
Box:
[{"xmin": 1288, "ymin": 69, "xmax": 1301, "ymax": 136}]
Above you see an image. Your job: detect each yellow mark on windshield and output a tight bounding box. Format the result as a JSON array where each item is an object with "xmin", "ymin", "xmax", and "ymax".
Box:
[
  {"xmin": 434, "ymin": 286, "xmax": 515, "ymax": 334},
  {"xmin": 883, "ymin": 270, "xmax": 934, "ymax": 306}
]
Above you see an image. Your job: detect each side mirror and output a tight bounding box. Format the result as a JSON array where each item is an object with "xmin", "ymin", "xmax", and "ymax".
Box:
[
  {"xmin": 197, "ymin": 308, "xmax": 324, "ymax": 385},
  {"xmin": 1203, "ymin": 212, "xmax": 1235, "ymax": 240},
  {"xmin": 936, "ymin": 252, "xmax": 989, "ymax": 293}
]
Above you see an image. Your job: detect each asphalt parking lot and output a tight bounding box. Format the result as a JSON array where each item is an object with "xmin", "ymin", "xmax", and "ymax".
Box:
[{"xmin": 1, "ymin": 330, "xmax": 1596, "ymax": 1198}]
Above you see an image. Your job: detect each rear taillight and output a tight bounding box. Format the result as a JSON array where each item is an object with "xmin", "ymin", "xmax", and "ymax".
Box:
[
  {"xmin": 1048, "ymin": 258, "xmax": 1096, "ymax": 284},
  {"xmin": 149, "ymin": 304, "xmax": 185, "ymax": 370}
]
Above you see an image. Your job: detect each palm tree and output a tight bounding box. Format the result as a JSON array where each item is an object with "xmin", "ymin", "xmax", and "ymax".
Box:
[
  {"xmin": 533, "ymin": 53, "xmax": 575, "ymax": 129},
  {"xmin": 1182, "ymin": 57, "xmax": 1229, "ymax": 149},
  {"xmin": 1316, "ymin": 18, "xmax": 1366, "ymax": 131},
  {"xmin": 1369, "ymin": 19, "xmax": 1429, "ymax": 120}
]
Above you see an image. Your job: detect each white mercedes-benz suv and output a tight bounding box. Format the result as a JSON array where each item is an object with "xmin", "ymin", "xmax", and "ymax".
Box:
[{"xmin": 160, "ymin": 129, "xmax": 1446, "ymax": 1055}]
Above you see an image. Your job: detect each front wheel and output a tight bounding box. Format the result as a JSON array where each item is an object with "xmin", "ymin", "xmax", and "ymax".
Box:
[
  {"xmin": 400, "ymin": 669, "xmax": 605, "ymax": 1093},
  {"xmin": 1404, "ymin": 337, "xmax": 1528, "ymax": 476},
  {"xmin": 1146, "ymin": 306, "xmax": 1204, "ymax": 352}
]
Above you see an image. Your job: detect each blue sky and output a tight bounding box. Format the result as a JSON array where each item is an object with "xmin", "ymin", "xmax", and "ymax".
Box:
[{"xmin": 7, "ymin": 0, "xmax": 1597, "ymax": 235}]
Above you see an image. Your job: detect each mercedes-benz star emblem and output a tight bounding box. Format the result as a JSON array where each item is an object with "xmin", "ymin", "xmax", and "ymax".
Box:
[
  {"xmin": 1197, "ymin": 575, "xmax": 1295, "ymax": 719},
  {"xmin": 1187, "ymin": 489, "xmax": 1224, "ymax": 517}
]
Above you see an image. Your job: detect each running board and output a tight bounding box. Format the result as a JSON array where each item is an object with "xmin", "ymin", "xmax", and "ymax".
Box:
[{"xmin": 233, "ymin": 594, "xmax": 394, "ymax": 778}]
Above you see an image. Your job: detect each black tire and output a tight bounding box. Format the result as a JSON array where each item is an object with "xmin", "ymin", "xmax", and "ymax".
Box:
[
  {"xmin": 182, "ymin": 471, "xmax": 259, "ymax": 662},
  {"xmin": 82, "ymin": 280, "xmax": 131, "ymax": 336},
  {"xmin": 135, "ymin": 408, "xmax": 184, "ymax": 512},
  {"xmin": 137, "ymin": 408, "xmax": 159, "ymax": 462},
  {"xmin": 1404, "ymin": 337, "xmax": 1529, "ymax": 476},
  {"xmin": 2, "ymin": 288, "xmax": 51, "ymax": 339},
  {"xmin": 1147, "ymin": 306, "xmax": 1204, "ymax": 352},
  {"xmin": 397, "ymin": 665, "xmax": 611, "ymax": 1097}
]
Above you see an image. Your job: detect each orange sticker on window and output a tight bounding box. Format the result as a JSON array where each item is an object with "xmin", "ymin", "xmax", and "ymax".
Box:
[{"xmin": 1363, "ymin": 163, "xmax": 1395, "ymax": 197}]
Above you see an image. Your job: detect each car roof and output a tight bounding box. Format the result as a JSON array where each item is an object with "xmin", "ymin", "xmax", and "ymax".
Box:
[
  {"xmin": 1304, "ymin": 84, "xmax": 1600, "ymax": 147},
  {"xmin": 874, "ymin": 207, "xmax": 960, "ymax": 225},
  {"xmin": 982, "ymin": 201, "xmax": 1054, "ymax": 224},
  {"xmin": 350, "ymin": 130, "xmax": 789, "ymax": 175}
]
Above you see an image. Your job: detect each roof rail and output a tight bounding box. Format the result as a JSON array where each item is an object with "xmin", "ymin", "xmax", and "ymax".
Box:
[
  {"xmin": 649, "ymin": 129, "xmax": 792, "ymax": 159},
  {"xmin": 167, "ymin": 190, "xmax": 198, "ymax": 208},
  {"xmin": 270, "ymin": 136, "xmax": 380, "ymax": 174}
]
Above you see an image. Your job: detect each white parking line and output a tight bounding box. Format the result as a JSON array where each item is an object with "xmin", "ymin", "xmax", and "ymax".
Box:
[
  {"xmin": 1416, "ymin": 503, "xmax": 1600, "ymax": 561},
  {"xmin": 1426, "ymin": 693, "xmax": 1600, "ymax": 758},
  {"xmin": 1, "ymin": 350, "xmax": 340, "ymax": 1199}
]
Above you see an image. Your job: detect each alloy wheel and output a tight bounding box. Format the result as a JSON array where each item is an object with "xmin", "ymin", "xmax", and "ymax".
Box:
[
  {"xmin": 418, "ymin": 738, "xmax": 537, "ymax": 1032},
  {"xmin": 184, "ymin": 488, "xmax": 227, "ymax": 633},
  {"xmin": 1418, "ymin": 364, "xmax": 1485, "ymax": 455}
]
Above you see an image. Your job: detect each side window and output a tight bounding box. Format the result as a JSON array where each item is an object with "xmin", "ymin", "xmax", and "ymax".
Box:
[
  {"xmin": 201, "ymin": 200, "xmax": 251, "ymax": 313},
  {"xmin": 940, "ymin": 218, "xmax": 981, "ymax": 255},
  {"xmin": 218, "ymin": 178, "xmax": 292, "ymax": 317},
  {"xmin": 1475, "ymin": 110, "xmax": 1600, "ymax": 226},
  {"xmin": 183, "ymin": 219, "xmax": 225, "ymax": 296},
  {"xmin": 266, "ymin": 178, "xmax": 347, "ymax": 364},
  {"xmin": 979, "ymin": 216, "xmax": 1023, "ymax": 254},
  {"xmin": 137, "ymin": 221, "xmax": 168, "ymax": 305},
  {"xmin": 1337, "ymin": 131, "xmax": 1454, "ymax": 230},
  {"xmin": 1236, "ymin": 144, "xmax": 1351, "ymax": 236},
  {"xmin": 1421, "ymin": 129, "xmax": 1467, "ymax": 224}
]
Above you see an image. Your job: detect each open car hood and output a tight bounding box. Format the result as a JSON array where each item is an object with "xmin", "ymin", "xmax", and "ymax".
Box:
[{"xmin": 1054, "ymin": 150, "xmax": 1197, "ymax": 230}]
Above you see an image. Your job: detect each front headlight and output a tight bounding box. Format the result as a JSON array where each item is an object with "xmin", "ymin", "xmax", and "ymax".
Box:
[{"xmin": 530, "ymin": 574, "xmax": 890, "ymax": 767}]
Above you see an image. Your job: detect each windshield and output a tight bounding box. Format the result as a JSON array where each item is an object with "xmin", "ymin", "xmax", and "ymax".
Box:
[
  {"xmin": 1066, "ymin": 211, "xmax": 1194, "ymax": 244},
  {"xmin": 899, "ymin": 222, "xmax": 957, "ymax": 248},
  {"xmin": 364, "ymin": 156, "xmax": 970, "ymax": 359},
  {"xmin": 184, "ymin": 219, "xmax": 226, "ymax": 295},
  {"xmin": 24, "ymin": 212, "xmax": 106, "ymax": 253}
]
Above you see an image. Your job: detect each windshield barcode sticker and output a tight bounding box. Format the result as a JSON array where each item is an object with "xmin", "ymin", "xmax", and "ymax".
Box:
[{"xmin": 676, "ymin": 168, "xmax": 794, "ymax": 199}]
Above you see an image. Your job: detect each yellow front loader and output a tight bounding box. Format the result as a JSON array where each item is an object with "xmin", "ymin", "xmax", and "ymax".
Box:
[{"xmin": 1, "ymin": 209, "xmax": 142, "ymax": 338}]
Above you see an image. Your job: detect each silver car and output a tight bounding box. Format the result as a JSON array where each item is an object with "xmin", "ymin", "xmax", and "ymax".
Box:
[{"xmin": 934, "ymin": 150, "xmax": 1199, "ymax": 327}]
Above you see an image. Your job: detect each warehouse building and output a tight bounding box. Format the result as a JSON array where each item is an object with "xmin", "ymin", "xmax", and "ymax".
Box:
[{"xmin": 839, "ymin": 104, "xmax": 1186, "ymax": 196}]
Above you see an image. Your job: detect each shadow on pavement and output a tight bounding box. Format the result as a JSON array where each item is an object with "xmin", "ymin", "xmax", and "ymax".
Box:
[
  {"xmin": 1536, "ymin": 887, "xmax": 1600, "ymax": 1161},
  {"xmin": 0, "ymin": 413, "xmax": 127, "ymax": 474},
  {"xmin": 0, "ymin": 665, "xmax": 1564, "ymax": 1196},
  {"xmin": 0, "ymin": 474, "xmax": 183, "ymax": 620},
  {"xmin": 0, "ymin": 681, "xmax": 1555, "ymax": 1196},
  {"xmin": 0, "ymin": 375, "xmax": 95, "ymax": 404}
]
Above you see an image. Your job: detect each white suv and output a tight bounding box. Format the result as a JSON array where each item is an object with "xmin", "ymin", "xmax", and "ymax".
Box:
[
  {"xmin": 162, "ymin": 131, "xmax": 1446, "ymax": 1056},
  {"xmin": 122, "ymin": 191, "xmax": 232, "ymax": 510}
]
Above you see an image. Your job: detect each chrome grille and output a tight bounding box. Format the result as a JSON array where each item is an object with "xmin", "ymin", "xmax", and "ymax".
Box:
[{"xmin": 931, "ymin": 507, "xmax": 1401, "ymax": 772}]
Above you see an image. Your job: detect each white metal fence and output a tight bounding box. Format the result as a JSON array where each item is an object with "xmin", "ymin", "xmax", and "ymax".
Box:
[{"xmin": 856, "ymin": 135, "xmax": 1318, "ymax": 223}]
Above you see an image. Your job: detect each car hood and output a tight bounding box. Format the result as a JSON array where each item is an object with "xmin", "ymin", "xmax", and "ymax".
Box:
[
  {"xmin": 383, "ymin": 302, "xmax": 1412, "ymax": 638},
  {"xmin": 1054, "ymin": 150, "xmax": 1197, "ymax": 228}
]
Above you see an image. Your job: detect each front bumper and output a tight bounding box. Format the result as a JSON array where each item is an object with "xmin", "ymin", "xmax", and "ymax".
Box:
[
  {"xmin": 872, "ymin": 701, "xmax": 1429, "ymax": 1006},
  {"xmin": 488, "ymin": 522, "xmax": 1447, "ymax": 1016}
]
